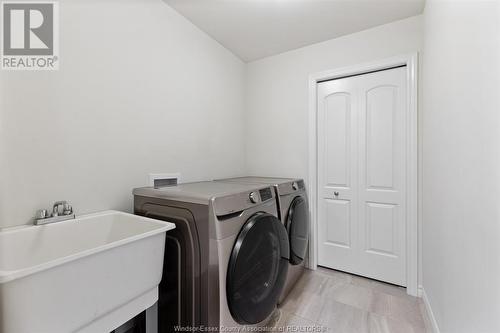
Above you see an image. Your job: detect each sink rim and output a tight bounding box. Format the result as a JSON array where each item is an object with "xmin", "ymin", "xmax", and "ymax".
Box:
[{"xmin": 0, "ymin": 210, "xmax": 174, "ymax": 284}]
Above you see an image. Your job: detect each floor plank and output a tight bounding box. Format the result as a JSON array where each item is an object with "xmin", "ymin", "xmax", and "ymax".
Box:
[{"xmin": 275, "ymin": 267, "xmax": 432, "ymax": 333}]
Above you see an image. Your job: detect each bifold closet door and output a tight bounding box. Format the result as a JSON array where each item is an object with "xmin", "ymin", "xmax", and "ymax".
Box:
[{"xmin": 317, "ymin": 66, "xmax": 407, "ymax": 286}]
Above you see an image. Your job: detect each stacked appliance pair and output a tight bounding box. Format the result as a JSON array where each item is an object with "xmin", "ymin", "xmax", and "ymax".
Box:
[{"xmin": 132, "ymin": 177, "xmax": 309, "ymax": 332}]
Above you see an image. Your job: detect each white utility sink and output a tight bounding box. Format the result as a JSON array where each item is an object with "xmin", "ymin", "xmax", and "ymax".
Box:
[{"xmin": 0, "ymin": 210, "xmax": 175, "ymax": 333}]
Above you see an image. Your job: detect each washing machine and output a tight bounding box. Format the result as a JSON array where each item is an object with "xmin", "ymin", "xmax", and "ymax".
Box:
[
  {"xmin": 133, "ymin": 181, "xmax": 289, "ymax": 332},
  {"xmin": 215, "ymin": 177, "xmax": 310, "ymax": 303}
]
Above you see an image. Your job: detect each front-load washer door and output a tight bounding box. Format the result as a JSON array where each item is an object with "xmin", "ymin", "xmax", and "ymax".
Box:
[
  {"xmin": 226, "ymin": 212, "xmax": 289, "ymax": 325},
  {"xmin": 286, "ymin": 196, "xmax": 310, "ymax": 265}
]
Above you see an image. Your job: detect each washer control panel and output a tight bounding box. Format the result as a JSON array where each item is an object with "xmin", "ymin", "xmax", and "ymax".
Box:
[
  {"xmin": 210, "ymin": 186, "xmax": 276, "ymax": 217},
  {"xmin": 259, "ymin": 188, "xmax": 273, "ymax": 202}
]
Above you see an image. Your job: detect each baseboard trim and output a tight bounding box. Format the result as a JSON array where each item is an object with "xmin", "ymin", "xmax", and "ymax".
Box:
[
  {"xmin": 421, "ymin": 287, "xmax": 441, "ymax": 333},
  {"xmin": 417, "ymin": 285, "xmax": 423, "ymax": 297}
]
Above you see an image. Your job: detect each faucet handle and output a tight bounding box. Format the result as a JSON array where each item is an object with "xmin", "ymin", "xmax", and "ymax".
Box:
[
  {"xmin": 36, "ymin": 209, "xmax": 49, "ymax": 219},
  {"xmin": 63, "ymin": 204, "xmax": 73, "ymax": 215}
]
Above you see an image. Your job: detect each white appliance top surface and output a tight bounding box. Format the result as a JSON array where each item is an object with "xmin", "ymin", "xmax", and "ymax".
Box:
[
  {"xmin": 217, "ymin": 176, "xmax": 298, "ymax": 186},
  {"xmin": 133, "ymin": 181, "xmax": 270, "ymax": 203}
]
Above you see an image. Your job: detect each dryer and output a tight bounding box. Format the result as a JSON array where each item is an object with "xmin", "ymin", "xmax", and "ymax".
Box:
[
  {"xmin": 133, "ymin": 181, "xmax": 288, "ymax": 331},
  {"xmin": 215, "ymin": 177, "xmax": 310, "ymax": 303}
]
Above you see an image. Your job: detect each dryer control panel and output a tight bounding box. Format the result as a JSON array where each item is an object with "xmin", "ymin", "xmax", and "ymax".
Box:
[
  {"xmin": 213, "ymin": 186, "xmax": 276, "ymax": 216},
  {"xmin": 259, "ymin": 188, "xmax": 273, "ymax": 202}
]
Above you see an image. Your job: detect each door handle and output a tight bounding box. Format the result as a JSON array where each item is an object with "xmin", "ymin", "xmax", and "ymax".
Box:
[{"xmin": 334, "ymin": 191, "xmax": 339, "ymax": 198}]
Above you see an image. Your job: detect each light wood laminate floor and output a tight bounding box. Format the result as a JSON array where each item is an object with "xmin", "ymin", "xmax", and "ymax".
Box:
[{"xmin": 271, "ymin": 267, "xmax": 432, "ymax": 333}]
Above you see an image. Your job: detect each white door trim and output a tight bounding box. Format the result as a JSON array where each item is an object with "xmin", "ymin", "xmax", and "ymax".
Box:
[{"xmin": 307, "ymin": 53, "xmax": 419, "ymax": 296}]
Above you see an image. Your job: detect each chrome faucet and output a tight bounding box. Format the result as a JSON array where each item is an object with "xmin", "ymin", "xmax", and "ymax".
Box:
[
  {"xmin": 35, "ymin": 201, "xmax": 75, "ymax": 225},
  {"xmin": 52, "ymin": 201, "xmax": 70, "ymax": 217}
]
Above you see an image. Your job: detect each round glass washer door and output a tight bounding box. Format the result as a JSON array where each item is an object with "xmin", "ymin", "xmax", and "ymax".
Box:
[
  {"xmin": 226, "ymin": 212, "xmax": 289, "ymax": 325},
  {"xmin": 286, "ymin": 196, "xmax": 310, "ymax": 265}
]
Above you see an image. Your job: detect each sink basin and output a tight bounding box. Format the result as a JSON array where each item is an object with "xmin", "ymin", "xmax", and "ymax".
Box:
[{"xmin": 0, "ymin": 210, "xmax": 175, "ymax": 333}]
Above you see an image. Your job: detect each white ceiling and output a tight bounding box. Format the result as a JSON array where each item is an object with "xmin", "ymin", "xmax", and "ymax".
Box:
[{"xmin": 163, "ymin": 0, "xmax": 425, "ymax": 62}]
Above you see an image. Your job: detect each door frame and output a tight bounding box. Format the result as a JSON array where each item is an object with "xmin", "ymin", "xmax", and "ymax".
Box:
[{"xmin": 307, "ymin": 53, "xmax": 419, "ymax": 296}]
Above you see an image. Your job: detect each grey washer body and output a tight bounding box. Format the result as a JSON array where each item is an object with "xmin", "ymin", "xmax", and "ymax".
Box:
[
  {"xmin": 215, "ymin": 176, "xmax": 309, "ymax": 304},
  {"xmin": 133, "ymin": 181, "xmax": 282, "ymax": 331}
]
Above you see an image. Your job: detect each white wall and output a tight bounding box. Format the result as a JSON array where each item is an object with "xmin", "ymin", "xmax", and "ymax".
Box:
[
  {"xmin": 244, "ymin": 15, "xmax": 424, "ymax": 286},
  {"xmin": 422, "ymin": 1, "xmax": 500, "ymax": 332},
  {"xmin": 0, "ymin": 0, "xmax": 246, "ymax": 228},
  {"xmin": 0, "ymin": 73, "xmax": 5, "ymax": 222},
  {"xmin": 245, "ymin": 15, "xmax": 423, "ymax": 178}
]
